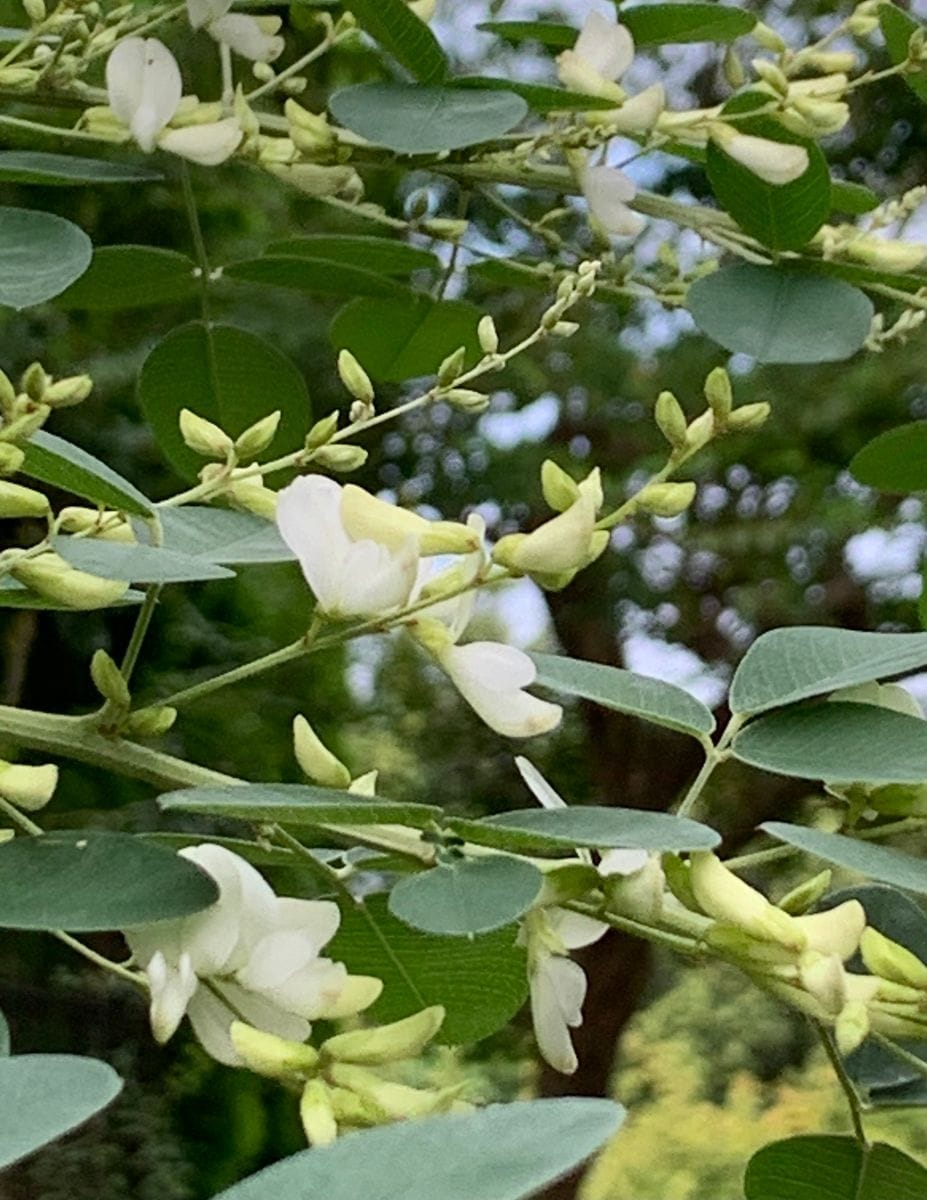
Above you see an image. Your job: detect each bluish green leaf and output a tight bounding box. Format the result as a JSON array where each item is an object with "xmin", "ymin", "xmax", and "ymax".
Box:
[
  {"xmin": 158, "ymin": 506, "xmax": 293, "ymax": 565},
  {"xmin": 880, "ymin": 6, "xmax": 927, "ymax": 104},
  {"xmin": 476, "ymin": 21, "xmax": 576, "ymax": 49},
  {"xmin": 20, "ymin": 431, "xmax": 154, "ymax": 518},
  {"xmin": 389, "ymin": 857, "xmax": 543, "ymax": 937},
  {"xmin": 452, "ymin": 76, "xmax": 618, "ymax": 112},
  {"xmin": 730, "ymin": 627, "xmax": 927, "ymax": 716},
  {"xmin": 138, "ymin": 322, "xmax": 311, "ymax": 482},
  {"xmin": 0, "ymin": 151, "xmax": 162, "ymax": 186},
  {"xmin": 448, "ymin": 808, "xmax": 720, "ymax": 856},
  {"xmin": 266, "ymin": 235, "xmax": 439, "ymax": 275},
  {"xmin": 0, "ymin": 1011, "xmax": 9, "ymax": 1056},
  {"xmin": 744, "ymin": 1135, "xmax": 927, "ymax": 1200},
  {"xmin": 224, "ymin": 255, "xmax": 403, "ymax": 297},
  {"xmin": 621, "ymin": 4, "xmax": 755, "ymax": 45},
  {"xmin": 329, "ymin": 894, "xmax": 528, "ymax": 1044},
  {"xmin": 532, "ymin": 652, "xmax": 715, "ymax": 737},
  {"xmin": 0, "ymin": 830, "xmax": 218, "ymax": 931},
  {"xmin": 0, "ymin": 1055, "xmax": 122, "ymax": 1169},
  {"xmin": 56, "ymin": 246, "xmax": 198, "ymax": 310},
  {"xmin": 850, "ymin": 423, "xmax": 927, "ymax": 493},
  {"xmin": 330, "ymin": 293, "xmax": 482, "ymax": 382},
  {"xmin": 345, "ymin": 0, "xmax": 447, "ymax": 83},
  {"xmin": 213, "ymin": 1098, "xmax": 624, "ymax": 1200},
  {"xmin": 760, "ymin": 822, "xmax": 927, "ymax": 896},
  {"xmin": 688, "ymin": 266, "xmax": 873, "ymax": 363},
  {"xmin": 54, "ymin": 536, "xmax": 236, "ymax": 584},
  {"xmin": 0, "ymin": 207, "xmax": 92, "ymax": 310},
  {"xmin": 329, "ymin": 84, "xmax": 527, "ymax": 155},
  {"xmin": 159, "ymin": 783, "xmax": 441, "ymax": 829}
]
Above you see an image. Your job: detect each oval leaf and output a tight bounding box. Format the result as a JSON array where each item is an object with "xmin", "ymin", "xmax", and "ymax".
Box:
[
  {"xmin": 0, "ymin": 830, "xmax": 219, "ymax": 931},
  {"xmin": 760, "ymin": 822, "xmax": 927, "ymax": 896},
  {"xmin": 850, "ymin": 423, "xmax": 927, "ymax": 494},
  {"xmin": 449, "ymin": 808, "xmax": 720, "ymax": 856},
  {"xmin": 688, "ymin": 264, "xmax": 873, "ymax": 364},
  {"xmin": 56, "ymin": 245, "xmax": 198, "ymax": 310},
  {"xmin": 158, "ymin": 506, "xmax": 294, "ymax": 565},
  {"xmin": 745, "ymin": 1135, "xmax": 927, "ymax": 1200},
  {"xmin": 622, "ymin": 4, "xmax": 755, "ymax": 45},
  {"xmin": 329, "ymin": 83, "xmax": 527, "ymax": 155},
  {"xmin": 0, "ymin": 207, "xmax": 92, "ymax": 310},
  {"xmin": 345, "ymin": 0, "xmax": 447, "ymax": 83},
  {"xmin": 477, "ymin": 21, "xmax": 576, "ymax": 49},
  {"xmin": 139, "ymin": 322, "xmax": 311, "ymax": 481},
  {"xmin": 731, "ymin": 627, "xmax": 927, "ymax": 717},
  {"xmin": 880, "ymin": 6, "xmax": 927, "ymax": 104},
  {"xmin": 328, "ymin": 894, "xmax": 528, "ymax": 1044},
  {"xmin": 213, "ymin": 1098, "xmax": 624, "ymax": 1200},
  {"xmin": 20, "ymin": 430, "xmax": 154, "ymax": 517},
  {"xmin": 532, "ymin": 652, "xmax": 715, "ymax": 737},
  {"xmin": 224, "ymin": 255, "xmax": 403, "ymax": 297},
  {"xmin": 54, "ymin": 537, "xmax": 236, "ymax": 584},
  {"xmin": 389, "ymin": 857, "xmax": 543, "ymax": 937},
  {"xmin": 0, "ymin": 1055, "xmax": 122, "ymax": 1170},
  {"xmin": 266, "ymin": 234, "xmax": 438, "ymax": 275},
  {"xmin": 159, "ymin": 782, "xmax": 441, "ymax": 829},
  {"xmin": 0, "ymin": 151, "xmax": 162, "ymax": 186},
  {"xmin": 330, "ymin": 294, "xmax": 482, "ymax": 382}
]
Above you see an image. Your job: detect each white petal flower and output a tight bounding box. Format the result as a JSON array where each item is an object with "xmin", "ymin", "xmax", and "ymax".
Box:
[
  {"xmin": 530, "ymin": 953, "xmax": 587, "ymax": 1074},
  {"xmin": 436, "ymin": 641, "xmax": 563, "ymax": 738},
  {"xmin": 106, "ymin": 37, "xmax": 182, "ymax": 153},
  {"xmin": 582, "ymin": 164, "xmax": 646, "ymax": 237},
  {"xmin": 609, "ymin": 83, "xmax": 666, "ymax": 134},
  {"xmin": 208, "ymin": 13, "xmax": 285, "ymax": 62},
  {"xmin": 186, "ymin": 0, "xmax": 231, "ymax": 30},
  {"xmin": 158, "ymin": 117, "xmax": 243, "ymax": 166},
  {"xmin": 712, "ymin": 127, "xmax": 809, "ymax": 185},
  {"xmin": 557, "ymin": 12, "xmax": 634, "ymax": 98},
  {"xmin": 276, "ymin": 475, "xmax": 420, "ymax": 618}
]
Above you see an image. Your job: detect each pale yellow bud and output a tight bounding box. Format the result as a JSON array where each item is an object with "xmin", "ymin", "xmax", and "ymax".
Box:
[
  {"xmin": 834, "ymin": 999, "xmax": 870, "ymax": 1056},
  {"xmin": 306, "ymin": 412, "xmax": 339, "ymax": 449},
  {"xmin": 0, "ymin": 480, "xmax": 49, "ymax": 518},
  {"xmin": 226, "ymin": 473, "xmax": 278, "ymax": 520},
  {"xmin": 752, "ymin": 21, "xmax": 787, "ymax": 52},
  {"xmin": 252, "ymin": 62, "xmax": 275, "ymax": 83},
  {"xmin": 91, "ymin": 648, "xmax": 130, "ymax": 709},
  {"xmin": 637, "ymin": 481, "xmax": 696, "ymax": 518},
  {"xmin": 230, "ymin": 1021, "xmax": 320, "ymax": 1079},
  {"xmin": 477, "ymin": 314, "xmax": 499, "ymax": 355},
  {"xmin": 58, "ymin": 507, "xmax": 135, "ymax": 542},
  {"xmin": 421, "ymin": 218, "xmax": 468, "ymax": 240},
  {"xmin": 540, "ymin": 460, "xmax": 581, "ymax": 513},
  {"xmin": 752, "ymin": 58, "xmax": 789, "ymax": 95},
  {"xmin": 328, "ymin": 1062, "xmax": 460, "ymax": 1121},
  {"xmin": 793, "ymin": 900, "xmax": 866, "ymax": 961},
  {"xmin": 777, "ymin": 869, "xmax": 832, "ymax": 916},
  {"xmin": 684, "ymin": 410, "xmax": 715, "ymax": 452},
  {"xmin": 704, "ymin": 367, "xmax": 732, "ymax": 423},
  {"xmin": 437, "ymin": 346, "xmax": 466, "ymax": 387},
  {"xmin": 312, "ymin": 444, "xmax": 368, "ymax": 472},
  {"xmin": 20, "ymin": 362, "xmax": 48, "ymax": 402},
  {"xmin": 860, "ymin": 926, "xmax": 927, "ymax": 989},
  {"xmin": 179, "ymin": 409, "xmax": 234, "ymax": 459},
  {"xmin": 0, "ymin": 760, "xmax": 57, "ymax": 811},
  {"xmin": 799, "ymin": 951, "xmax": 846, "ymax": 1014},
  {"xmin": 443, "ymin": 388, "xmax": 489, "ymax": 413},
  {"xmin": 22, "ymin": 0, "xmax": 45, "ymax": 24},
  {"xmin": 654, "ymin": 391, "xmax": 688, "ymax": 449},
  {"xmin": 234, "ymin": 411, "xmax": 281, "ymax": 460},
  {"xmin": 337, "ymin": 349, "xmax": 375, "ymax": 405},
  {"xmin": 300, "ymin": 1079, "xmax": 338, "ymax": 1146},
  {"xmin": 846, "ymin": 235, "xmax": 927, "ymax": 273},
  {"xmin": 43, "ymin": 374, "xmax": 92, "ymax": 409},
  {"xmin": 340, "ymin": 484, "xmax": 478, "ymax": 555},
  {"xmin": 726, "ymin": 402, "xmax": 771, "ymax": 432},
  {"xmin": 11, "ymin": 552, "xmax": 128, "ymax": 610},
  {"xmin": 0, "ymin": 445, "xmax": 24, "ymax": 476},
  {"xmin": 293, "ymin": 714, "xmax": 351, "ymax": 789},
  {"xmin": 321, "ymin": 1005, "xmax": 445, "ymax": 1066},
  {"xmin": 690, "ymin": 852, "xmax": 805, "ymax": 948},
  {"xmin": 723, "ymin": 45, "xmax": 745, "ymax": 88},
  {"xmin": 0, "ymin": 370, "xmax": 16, "ymax": 418},
  {"xmin": 124, "ymin": 706, "xmax": 177, "ymax": 738}
]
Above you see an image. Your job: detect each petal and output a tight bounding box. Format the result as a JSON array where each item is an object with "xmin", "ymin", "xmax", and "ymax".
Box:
[
  {"xmin": 515, "ymin": 756, "xmax": 567, "ymax": 810},
  {"xmin": 512, "ymin": 494, "xmax": 598, "ymax": 574},
  {"xmin": 598, "ymin": 848, "xmax": 650, "ymax": 877},
  {"xmin": 719, "ymin": 131, "xmax": 809, "ymax": 185},
  {"xmin": 549, "ymin": 908, "xmax": 609, "ymax": 950},
  {"xmin": 440, "ymin": 643, "xmax": 563, "ymax": 738},
  {"xmin": 147, "ymin": 951, "xmax": 198, "ymax": 1043},
  {"xmin": 208, "ymin": 13, "xmax": 284, "ymax": 62},
  {"xmin": 313, "ymin": 973, "xmax": 383, "ymax": 1019},
  {"xmin": 338, "ymin": 536, "xmax": 418, "ymax": 617},
  {"xmin": 106, "ymin": 38, "xmax": 182, "ymax": 153},
  {"xmin": 530, "ymin": 954, "xmax": 588, "ymax": 1074},
  {"xmin": 187, "ymin": 982, "xmax": 310, "ymax": 1065},
  {"xmin": 251, "ymin": 956, "xmax": 350, "ymax": 1019},
  {"xmin": 276, "ymin": 475, "xmax": 351, "ymax": 610},
  {"xmin": 186, "ymin": 0, "xmax": 232, "ymax": 30},
  {"xmin": 446, "ymin": 641, "xmax": 537, "ymax": 690},
  {"xmin": 610, "ymin": 83, "xmax": 666, "ymax": 134},
  {"xmin": 180, "ymin": 844, "xmax": 276, "ymax": 973},
  {"xmin": 574, "ymin": 12, "xmax": 634, "ymax": 81},
  {"xmin": 158, "ymin": 118, "xmax": 242, "ymax": 166},
  {"xmin": 340, "ymin": 484, "xmax": 428, "ymax": 551},
  {"xmin": 582, "ymin": 165, "xmax": 646, "ymax": 238},
  {"xmin": 270, "ymin": 897, "xmax": 341, "ymax": 951}
]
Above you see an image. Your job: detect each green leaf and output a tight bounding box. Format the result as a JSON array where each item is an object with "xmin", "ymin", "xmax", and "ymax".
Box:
[
  {"xmin": 54, "ymin": 537, "xmax": 236, "ymax": 584},
  {"xmin": 760, "ymin": 822, "xmax": 927, "ymax": 896},
  {"xmin": 621, "ymin": 4, "xmax": 755, "ymax": 45},
  {"xmin": 328, "ymin": 84, "xmax": 528, "ymax": 155},
  {"xmin": 158, "ymin": 506, "xmax": 293, "ymax": 565},
  {"xmin": 476, "ymin": 21, "xmax": 576, "ymax": 49},
  {"xmin": 0, "ymin": 207, "xmax": 92, "ymax": 310},
  {"xmin": 389, "ymin": 857, "xmax": 543, "ymax": 937},
  {"xmin": 0, "ymin": 151, "xmax": 162, "ymax": 186},
  {"xmin": 706, "ymin": 93, "xmax": 830, "ymax": 252},
  {"xmin": 733, "ymin": 702, "xmax": 927, "ymax": 784},
  {"xmin": 329, "ymin": 894, "xmax": 528, "ymax": 1043},
  {"xmin": 266, "ymin": 235, "xmax": 439, "ymax": 275},
  {"xmin": 0, "ymin": 1010, "xmax": 9, "ymax": 1055},
  {"xmin": 224, "ymin": 255, "xmax": 403, "ymax": 297},
  {"xmin": 850, "ymin": 423, "xmax": 927, "ymax": 493},
  {"xmin": 0, "ymin": 1055, "xmax": 122, "ymax": 1170},
  {"xmin": 448, "ymin": 808, "xmax": 720, "ymax": 856},
  {"xmin": 730, "ymin": 626, "xmax": 927, "ymax": 716},
  {"xmin": 532, "ymin": 652, "xmax": 715, "ymax": 737},
  {"xmin": 0, "ymin": 830, "xmax": 218, "ymax": 931},
  {"xmin": 468, "ymin": 258, "xmax": 549, "ymax": 289},
  {"xmin": 830, "ymin": 179, "xmax": 880, "ymax": 216},
  {"xmin": 880, "ymin": 5, "xmax": 927, "ymax": 104},
  {"xmin": 452, "ymin": 76, "xmax": 618, "ymax": 112},
  {"xmin": 138, "ymin": 322, "xmax": 311, "ymax": 482},
  {"xmin": 345, "ymin": 0, "xmax": 446, "ymax": 83},
  {"xmin": 159, "ymin": 783, "xmax": 441, "ymax": 829},
  {"xmin": 212, "ymin": 1098, "xmax": 624, "ymax": 1200},
  {"xmin": 20, "ymin": 430, "xmax": 154, "ymax": 518},
  {"xmin": 55, "ymin": 246, "xmax": 198, "ymax": 310},
  {"xmin": 688, "ymin": 265, "xmax": 874, "ymax": 364},
  {"xmin": 744, "ymin": 1135, "xmax": 927, "ymax": 1200},
  {"xmin": 0, "ymin": 580, "xmax": 143, "ymax": 610},
  {"xmin": 330, "ymin": 293, "xmax": 482, "ymax": 383}
]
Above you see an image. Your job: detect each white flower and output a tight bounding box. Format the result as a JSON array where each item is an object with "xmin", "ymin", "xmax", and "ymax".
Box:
[
  {"xmin": 609, "ymin": 83, "xmax": 666, "ymax": 134},
  {"xmin": 124, "ymin": 844, "xmax": 381, "ymax": 1066},
  {"xmin": 582, "ymin": 163, "xmax": 646, "ymax": 238},
  {"xmin": 276, "ymin": 475, "xmax": 420, "ymax": 619},
  {"xmin": 186, "ymin": 0, "xmax": 231, "ymax": 30},
  {"xmin": 158, "ymin": 116, "xmax": 243, "ymax": 165},
  {"xmin": 437, "ymin": 641, "xmax": 563, "ymax": 739},
  {"xmin": 106, "ymin": 37, "xmax": 182, "ymax": 153},
  {"xmin": 557, "ymin": 12, "xmax": 634, "ymax": 99},
  {"xmin": 208, "ymin": 13, "xmax": 285, "ymax": 63},
  {"xmin": 710, "ymin": 125, "xmax": 809, "ymax": 185}
]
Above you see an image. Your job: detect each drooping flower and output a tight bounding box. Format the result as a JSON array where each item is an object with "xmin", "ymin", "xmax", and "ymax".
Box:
[
  {"xmin": 124, "ymin": 844, "xmax": 381, "ymax": 1066},
  {"xmin": 208, "ymin": 13, "xmax": 285, "ymax": 62},
  {"xmin": 159, "ymin": 117, "xmax": 244, "ymax": 165},
  {"xmin": 709, "ymin": 124, "xmax": 809, "ymax": 185},
  {"xmin": 436, "ymin": 640, "xmax": 564, "ymax": 738},
  {"xmin": 581, "ymin": 161, "xmax": 645, "ymax": 238},
  {"xmin": 557, "ymin": 11, "xmax": 634, "ymax": 100}
]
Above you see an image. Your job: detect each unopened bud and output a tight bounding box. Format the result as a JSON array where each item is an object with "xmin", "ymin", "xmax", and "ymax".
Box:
[
  {"xmin": 777, "ymin": 869, "xmax": 832, "ymax": 915},
  {"xmin": 0, "ymin": 444, "xmax": 24, "ymax": 476},
  {"xmin": 0, "ymin": 370, "xmax": 16, "ymax": 418},
  {"xmin": 305, "ymin": 412, "xmax": 339, "ymax": 449},
  {"xmin": 179, "ymin": 409, "xmax": 234, "ymax": 459},
  {"xmin": 252, "ymin": 61, "xmax": 275, "ymax": 83},
  {"xmin": 234, "ymin": 411, "xmax": 281, "ymax": 460},
  {"xmin": 444, "ymin": 388, "xmax": 489, "ymax": 413},
  {"xmin": 125, "ymin": 706, "xmax": 177, "ymax": 738},
  {"xmin": 43, "ymin": 374, "xmax": 92, "ymax": 408},
  {"xmin": 300, "ymin": 1079, "xmax": 337, "ymax": 1146},
  {"xmin": 20, "ymin": 362, "xmax": 48, "ymax": 402},
  {"xmin": 834, "ymin": 999, "xmax": 870, "ymax": 1056},
  {"xmin": 91, "ymin": 648, "xmax": 130, "ymax": 709},
  {"xmin": 58, "ymin": 506, "xmax": 134, "ymax": 542},
  {"xmin": 293, "ymin": 715, "xmax": 351, "ymax": 789},
  {"xmin": 0, "ymin": 404, "xmax": 50, "ymax": 443},
  {"xmin": 752, "ymin": 58, "xmax": 789, "ymax": 95},
  {"xmin": 312, "ymin": 444, "xmax": 368, "ymax": 472},
  {"xmin": 690, "ymin": 851, "xmax": 804, "ymax": 948},
  {"xmin": 540, "ymin": 460, "xmax": 581, "ymax": 512},
  {"xmin": 437, "ymin": 346, "xmax": 466, "ymax": 386},
  {"xmin": 22, "ymin": 0, "xmax": 45, "ymax": 24},
  {"xmin": 337, "ymin": 349, "xmax": 375, "ymax": 405},
  {"xmin": 230, "ymin": 1021, "xmax": 320, "ymax": 1079},
  {"xmin": 723, "ymin": 45, "xmax": 745, "ymax": 88},
  {"xmin": 0, "ymin": 760, "xmax": 57, "ymax": 811},
  {"xmin": 726, "ymin": 402, "xmax": 770, "ymax": 432},
  {"xmin": 655, "ymin": 391, "xmax": 687, "ymax": 449},
  {"xmin": 704, "ymin": 367, "xmax": 732, "ymax": 423},
  {"xmin": 477, "ymin": 315, "xmax": 499, "ymax": 355},
  {"xmin": 684, "ymin": 409, "xmax": 715, "ymax": 452},
  {"xmin": 322, "ymin": 1005, "xmax": 445, "ymax": 1066},
  {"xmin": 0, "ymin": 480, "xmax": 49, "ymax": 518},
  {"xmin": 860, "ymin": 926, "xmax": 927, "ymax": 989},
  {"xmin": 421, "ymin": 217, "xmax": 468, "ymax": 240},
  {"xmin": 637, "ymin": 481, "xmax": 696, "ymax": 518},
  {"xmin": 550, "ymin": 320, "xmax": 580, "ymax": 338},
  {"xmin": 752, "ymin": 21, "xmax": 787, "ymax": 52}
]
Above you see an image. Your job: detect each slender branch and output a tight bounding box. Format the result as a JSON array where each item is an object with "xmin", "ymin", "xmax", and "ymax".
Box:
[
  {"xmin": 54, "ymin": 931, "xmax": 147, "ymax": 989},
  {"xmin": 119, "ymin": 586, "xmax": 163, "ymax": 685},
  {"xmin": 816, "ymin": 1021, "xmax": 869, "ymax": 1146},
  {"xmin": 144, "ymin": 636, "xmax": 312, "ymax": 712},
  {"xmin": 0, "ymin": 793, "xmax": 43, "ymax": 836},
  {"xmin": 565, "ymin": 899, "xmax": 702, "ymax": 956}
]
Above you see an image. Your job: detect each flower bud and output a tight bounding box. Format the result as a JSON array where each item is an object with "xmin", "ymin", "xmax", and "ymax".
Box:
[
  {"xmin": 300, "ymin": 1079, "xmax": 338, "ymax": 1146},
  {"xmin": 11, "ymin": 553, "xmax": 129, "ymax": 608},
  {"xmin": 704, "ymin": 367, "xmax": 732, "ymax": 423},
  {"xmin": 477, "ymin": 315, "xmax": 499, "ymax": 355},
  {"xmin": 0, "ymin": 444, "xmax": 24, "ymax": 476},
  {"xmin": 752, "ymin": 21, "xmax": 787, "ymax": 52},
  {"xmin": 337, "ymin": 349, "xmax": 375, "ymax": 406},
  {"xmin": 322, "ymin": 1005, "xmax": 445, "ymax": 1066},
  {"xmin": 58, "ymin": 506, "xmax": 135, "ymax": 542},
  {"xmin": 179, "ymin": 409, "xmax": 234, "ymax": 459},
  {"xmin": 312, "ymin": 444, "xmax": 368, "ymax": 472},
  {"xmin": 604, "ymin": 855, "xmax": 665, "ymax": 924},
  {"xmin": 23, "ymin": 0, "xmax": 45, "ymax": 23},
  {"xmin": 845, "ymin": 235, "xmax": 927, "ymax": 274},
  {"xmin": 0, "ymin": 480, "xmax": 49, "ymax": 518},
  {"xmin": 655, "ymin": 391, "xmax": 688, "ymax": 449},
  {"xmin": 91, "ymin": 648, "xmax": 130, "ymax": 709},
  {"xmin": 684, "ymin": 410, "xmax": 715, "ymax": 452},
  {"xmin": 0, "ymin": 404, "xmax": 50, "ymax": 443},
  {"xmin": 690, "ymin": 852, "xmax": 805, "ymax": 948},
  {"xmin": 340, "ymin": 484, "xmax": 478, "ymax": 555},
  {"xmin": 751, "ymin": 58, "xmax": 789, "ymax": 95},
  {"xmin": 226, "ymin": 473, "xmax": 278, "ymax": 520},
  {"xmin": 230, "ymin": 1021, "xmax": 320, "ymax": 1079},
  {"xmin": 234, "ymin": 411, "xmax": 280, "ymax": 460},
  {"xmin": 328, "ymin": 1062, "xmax": 461, "ymax": 1121},
  {"xmin": 860, "ymin": 926, "xmax": 927, "ymax": 989},
  {"xmin": 710, "ymin": 124, "xmax": 809, "ymax": 185},
  {"xmin": 437, "ymin": 346, "xmax": 466, "ymax": 387},
  {"xmin": 847, "ymin": 4, "xmax": 879, "ymax": 36},
  {"xmin": 0, "ymin": 370, "xmax": 16, "ymax": 418},
  {"xmin": 305, "ymin": 412, "xmax": 339, "ymax": 449},
  {"xmin": 776, "ymin": 869, "xmax": 832, "ymax": 916},
  {"xmin": 293, "ymin": 715, "xmax": 351, "ymax": 789},
  {"xmin": 43, "ymin": 374, "xmax": 93, "ymax": 409},
  {"xmin": 834, "ymin": 999, "xmax": 870, "ymax": 1056},
  {"xmin": 421, "ymin": 218, "xmax": 468, "ymax": 240},
  {"xmin": 723, "ymin": 45, "xmax": 745, "ymax": 88},
  {"xmin": 444, "ymin": 388, "xmax": 489, "ymax": 414},
  {"xmin": 541, "ymin": 460, "xmax": 581, "ymax": 513},
  {"xmin": 637, "ymin": 481, "xmax": 696, "ymax": 518},
  {"xmin": 20, "ymin": 362, "xmax": 48, "ymax": 402},
  {"xmin": 726, "ymin": 402, "xmax": 771, "ymax": 432},
  {"xmin": 0, "ymin": 760, "xmax": 58, "ymax": 811},
  {"xmin": 799, "ymin": 951, "xmax": 846, "ymax": 1014},
  {"xmin": 125, "ymin": 706, "xmax": 177, "ymax": 738},
  {"xmin": 793, "ymin": 900, "xmax": 865, "ymax": 961}
]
